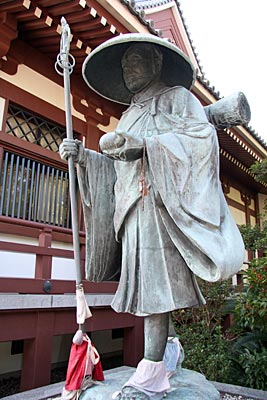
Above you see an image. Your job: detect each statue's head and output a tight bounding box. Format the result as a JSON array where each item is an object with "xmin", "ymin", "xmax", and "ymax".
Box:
[
  {"xmin": 121, "ymin": 43, "xmax": 163, "ymax": 93},
  {"xmin": 83, "ymin": 33, "xmax": 195, "ymax": 105}
]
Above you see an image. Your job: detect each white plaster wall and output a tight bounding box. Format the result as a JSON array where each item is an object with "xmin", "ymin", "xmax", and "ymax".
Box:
[
  {"xmin": 51, "ymin": 241, "xmax": 73, "ymax": 250},
  {"xmin": 0, "ymin": 235, "xmax": 77, "ymax": 279},
  {"xmin": 229, "ymin": 205, "xmax": 246, "ymax": 226},
  {"xmin": 51, "ymin": 241, "xmax": 76, "ymax": 280},
  {"xmin": 0, "ymin": 96, "xmax": 6, "ymax": 130},
  {"xmin": 232, "ymin": 275, "xmax": 237, "ymax": 285},
  {"xmin": 97, "ymin": 116, "xmax": 119, "ymax": 133},
  {"xmin": 51, "ymin": 257, "xmax": 76, "ymax": 280},
  {"xmin": 0, "ymin": 249, "xmax": 76, "ymax": 279},
  {"xmin": 0, "ymin": 252, "xmax": 36, "ymax": 278},
  {"xmin": 250, "ymin": 216, "xmax": 256, "ymax": 225},
  {"xmin": 0, "ymin": 234, "xmax": 38, "ymax": 245},
  {"xmin": 249, "ymin": 198, "xmax": 255, "ymax": 212},
  {"xmin": 0, "ymin": 342, "xmax": 22, "ymax": 375},
  {"xmin": 0, "ymin": 234, "xmax": 37, "ymax": 278},
  {"xmin": 0, "ymin": 234, "xmax": 76, "ymax": 280},
  {"xmin": 227, "ymin": 187, "xmax": 242, "ymax": 204},
  {"xmin": 258, "ymin": 193, "xmax": 267, "ymax": 222},
  {"xmin": 0, "ymin": 67, "xmax": 85, "ymax": 121},
  {"xmin": 242, "ymin": 252, "xmax": 250, "ymax": 268}
]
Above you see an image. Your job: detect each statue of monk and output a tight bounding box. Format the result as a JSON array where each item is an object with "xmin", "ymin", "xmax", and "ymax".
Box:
[{"xmin": 60, "ymin": 34, "xmax": 245, "ymax": 399}]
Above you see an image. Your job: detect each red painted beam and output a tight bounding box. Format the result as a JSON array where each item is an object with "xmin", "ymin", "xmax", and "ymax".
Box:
[
  {"xmin": 0, "ymin": 277, "xmax": 118, "ymax": 294},
  {"xmin": 0, "ymin": 215, "xmax": 78, "ymax": 235},
  {"xmin": 0, "ymin": 240, "xmax": 74, "ymax": 257},
  {"xmin": 0, "ymin": 311, "xmax": 38, "ymax": 341},
  {"xmin": 0, "ymin": 308, "xmax": 143, "ymax": 341}
]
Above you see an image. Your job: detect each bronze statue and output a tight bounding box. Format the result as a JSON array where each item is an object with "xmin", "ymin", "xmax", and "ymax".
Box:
[{"xmin": 60, "ymin": 33, "xmax": 245, "ymax": 399}]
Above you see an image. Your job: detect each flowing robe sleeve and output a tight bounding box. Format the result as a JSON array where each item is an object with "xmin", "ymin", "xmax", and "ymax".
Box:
[
  {"xmin": 145, "ymin": 88, "xmax": 245, "ymax": 281},
  {"xmin": 77, "ymin": 149, "xmax": 121, "ymax": 281}
]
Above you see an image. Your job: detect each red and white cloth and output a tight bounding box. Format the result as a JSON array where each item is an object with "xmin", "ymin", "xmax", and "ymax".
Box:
[{"xmin": 62, "ymin": 334, "xmax": 104, "ymax": 400}]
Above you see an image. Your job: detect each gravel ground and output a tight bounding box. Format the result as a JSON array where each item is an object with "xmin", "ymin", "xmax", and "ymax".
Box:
[
  {"xmin": 220, "ymin": 394, "xmax": 259, "ymax": 400},
  {"xmin": 44, "ymin": 393, "xmax": 260, "ymax": 400}
]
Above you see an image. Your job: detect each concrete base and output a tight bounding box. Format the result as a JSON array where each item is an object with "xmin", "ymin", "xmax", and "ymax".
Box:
[{"xmin": 79, "ymin": 366, "xmax": 220, "ymax": 399}]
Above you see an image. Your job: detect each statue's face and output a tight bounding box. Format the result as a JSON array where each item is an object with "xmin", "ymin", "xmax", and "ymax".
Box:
[{"xmin": 122, "ymin": 44, "xmax": 158, "ymax": 93}]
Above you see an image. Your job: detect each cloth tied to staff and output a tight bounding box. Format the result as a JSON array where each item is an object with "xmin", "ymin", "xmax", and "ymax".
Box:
[{"xmin": 76, "ymin": 284, "xmax": 92, "ymax": 325}]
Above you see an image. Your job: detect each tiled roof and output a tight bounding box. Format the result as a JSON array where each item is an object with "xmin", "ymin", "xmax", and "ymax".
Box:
[
  {"xmin": 120, "ymin": 0, "xmax": 163, "ymax": 36},
  {"xmin": 134, "ymin": 0, "xmax": 173, "ymax": 8},
  {"xmin": 130, "ymin": 1, "xmax": 205, "ymax": 77}
]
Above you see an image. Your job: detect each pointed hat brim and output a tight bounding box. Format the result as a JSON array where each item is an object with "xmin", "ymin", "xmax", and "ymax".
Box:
[{"xmin": 82, "ymin": 33, "xmax": 196, "ymax": 105}]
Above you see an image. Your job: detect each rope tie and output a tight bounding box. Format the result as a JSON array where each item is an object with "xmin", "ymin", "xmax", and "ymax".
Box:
[{"xmin": 139, "ymin": 141, "xmax": 148, "ymax": 211}]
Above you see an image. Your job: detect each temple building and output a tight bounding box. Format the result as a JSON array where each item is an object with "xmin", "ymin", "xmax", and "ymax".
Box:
[{"xmin": 0, "ymin": 0, "xmax": 266, "ymax": 393}]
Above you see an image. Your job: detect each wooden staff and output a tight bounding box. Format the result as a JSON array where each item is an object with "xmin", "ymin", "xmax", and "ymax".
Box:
[{"xmin": 55, "ymin": 17, "xmax": 91, "ymax": 337}]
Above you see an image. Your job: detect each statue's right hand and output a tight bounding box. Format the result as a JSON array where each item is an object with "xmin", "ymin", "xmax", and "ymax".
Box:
[{"xmin": 59, "ymin": 138, "xmax": 82, "ymax": 163}]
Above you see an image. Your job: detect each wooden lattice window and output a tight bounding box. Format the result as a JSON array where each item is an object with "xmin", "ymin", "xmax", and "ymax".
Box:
[{"xmin": 5, "ymin": 103, "xmax": 66, "ymax": 152}]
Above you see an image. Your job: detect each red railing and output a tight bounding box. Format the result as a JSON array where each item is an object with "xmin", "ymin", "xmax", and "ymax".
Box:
[{"xmin": 0, "ymin": 216, "xmax": 118, "ymax": 294}]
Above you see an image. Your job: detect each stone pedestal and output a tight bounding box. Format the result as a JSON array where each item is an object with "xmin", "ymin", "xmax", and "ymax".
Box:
[{"xmin": 79, "ymin": 366, "xmax": 220, "ymax": 399}]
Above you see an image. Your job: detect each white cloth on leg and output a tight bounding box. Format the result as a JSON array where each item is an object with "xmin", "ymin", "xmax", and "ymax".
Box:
[
  {"xmin": 124, "ymin": 358, "xmax": 170, "ymax": 398},
  {"xmin": 163, "ymin": 337, "xmax": 184, "ymax": 378}
]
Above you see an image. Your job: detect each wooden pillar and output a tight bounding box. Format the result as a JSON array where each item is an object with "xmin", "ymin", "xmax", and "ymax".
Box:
[
  {"xmin": 0, "ymin": 146, "xmax": 4, "ymax": 167},
  {"xmin": 85, "ymin": 122, "xmax": 101, "ymax": 151},
  {"xmin": 241, "ymin": 192, "xmax": 252, "ymax": 225},
  {"xmin": 35, "ymin": 228, "xmax": 52, "ymax": 279},
  {"xmin": 80, "ymin": 243, "xmax": 86, "ymax": 281},
  {"xmin": 236, "ymin": 273, "xmax": 243, "ymax": 286},
  {"xmin": 0, "ymin": 96, "xmax": 7, "ymax": 131},
  {"xmin": 221, "ymin": 178, "xmax": 230, "ymax": 196},
  {"xmin": 0, "ymin": 12, "xmax": 18, "ymax": 59},
  {"xmin": 20, "ymin": 311, "xmax": 54, "ymax": 391},
  {"xmin": 123, "ymin": 317, "xmax": 144, "ymax": 367},
  {"xmin": 255, "ymin": 194, "xmax": 260, "ymax": 225}
]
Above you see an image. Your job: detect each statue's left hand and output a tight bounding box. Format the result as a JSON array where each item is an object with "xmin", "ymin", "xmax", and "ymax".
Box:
[
  {"xmin": 100, "ymin": 131, "xmax": 143, "ymax": 161},
  {"xmin": 99, "ymin": 131, "xmax": 126, "ymax": 154}
]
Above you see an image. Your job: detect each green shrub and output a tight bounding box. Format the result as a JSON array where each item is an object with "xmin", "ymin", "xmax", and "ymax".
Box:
[
  {"xmin": 239, "ymin": 347, "xmax": 267, "ymax": 390},
  {"xmin": 172, "ymin": 279, "xmax": 233, "ymax": 382},
  {"xmin": 229, "ymin": 257, "xmax": 267, "ymax": 390},
  {"xmin": 234, "ymin": 258, "xmax": 267, "ymax": 332},
  {"xmin": 250, "ymin": 159, "xmax": 267, "ymax": 184},
  {"xmin": 177, "ymin": 323, "xmax": 232, "ymax": 382},
  {"xmin": 228, "ymin": 344, "xmax": 267, "ymax": 390},
  {"xmin": 172, "ymin": 268, "xmax": 267, "ymax": 390}
]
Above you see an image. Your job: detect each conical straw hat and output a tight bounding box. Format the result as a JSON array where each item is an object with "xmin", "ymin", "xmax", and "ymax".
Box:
[{"xmin": 82, "ymin": 33, "xmax": 196, "ymax": 105}]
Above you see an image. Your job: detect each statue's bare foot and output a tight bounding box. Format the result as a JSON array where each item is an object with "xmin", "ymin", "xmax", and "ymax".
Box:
[{"xmin": 113, "ymin": 386, "xmax": 150, "ymax": 399}]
